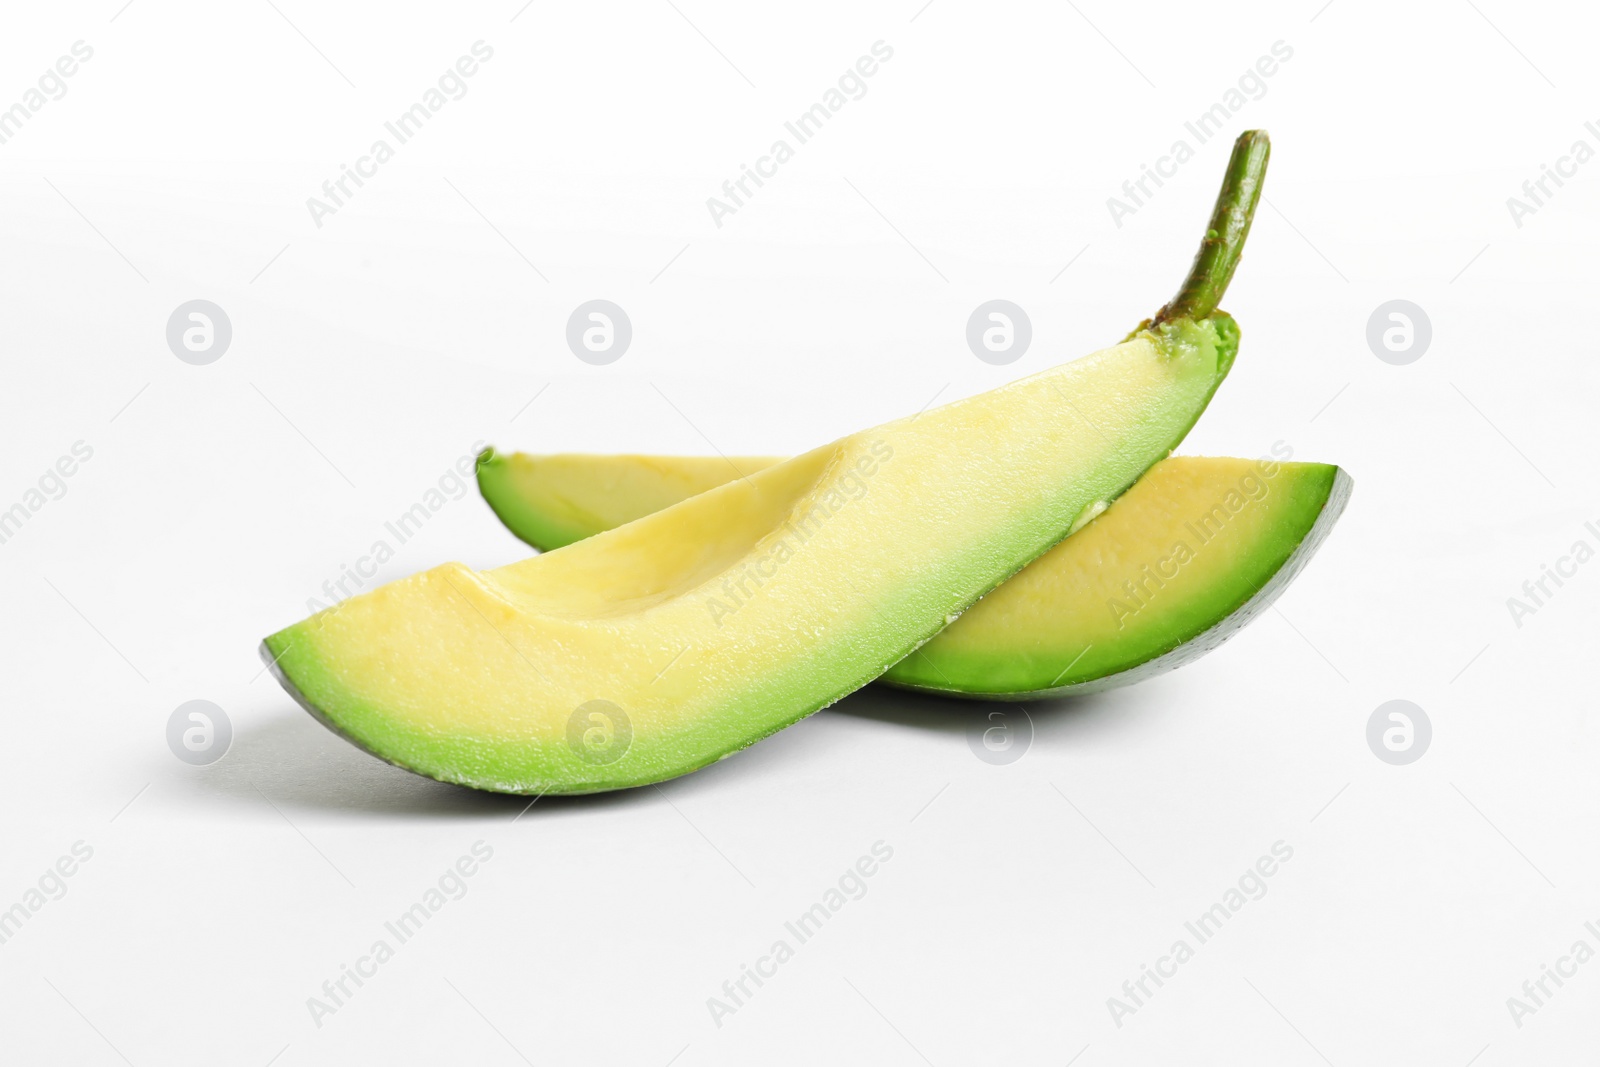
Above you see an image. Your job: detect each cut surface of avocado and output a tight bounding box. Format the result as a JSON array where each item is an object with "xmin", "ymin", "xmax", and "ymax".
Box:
[
  {"xmin": 262, "ymin": 131, "xmax": 1270, "ymax": 793},
  {"xmin": 891, "ymin": 456, "xmax": 1351, "ymax": 697},
  {"xmin": 479, "ymin": 453, "xmax": 783, "ymax": 552},
  {"xmin": 478, "ymin": 451, "xmax": 1350, "ymax": 697}
]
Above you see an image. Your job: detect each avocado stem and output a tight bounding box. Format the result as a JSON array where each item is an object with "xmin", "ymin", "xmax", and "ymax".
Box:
[{"xmin": 1153, "ymin": 130, "xmax": 1270, "ymax": 325}]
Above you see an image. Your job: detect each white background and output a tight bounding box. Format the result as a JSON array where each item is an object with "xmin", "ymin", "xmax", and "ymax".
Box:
[{"xmin": 2, "ymin": 0, "xmax": 1596, "ymax": 1063}]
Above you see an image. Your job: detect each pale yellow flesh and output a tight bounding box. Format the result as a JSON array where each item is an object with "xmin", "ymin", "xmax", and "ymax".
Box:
[
  {"xmin": 481, "ymin": 452, "xmax": 1343, "ymax": 695},
  {"xmin": 887, "ymin": 455, "xmax": 1342, "ymax": 693}
]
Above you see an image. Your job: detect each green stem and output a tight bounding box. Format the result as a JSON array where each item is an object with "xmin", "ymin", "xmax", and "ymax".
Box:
[{"xmin": 1152, "ymin": 130, "xmax": 1270, "ymax": 325}]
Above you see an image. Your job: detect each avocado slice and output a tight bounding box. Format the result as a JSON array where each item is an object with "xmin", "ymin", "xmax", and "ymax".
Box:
[
  {"xmin": 262, "ymin": 131, "xmax": 1271, "ymax": 794},
  {"xmin": 480, "ymin": 451, "xmax": 1350, "ymax": 697}
]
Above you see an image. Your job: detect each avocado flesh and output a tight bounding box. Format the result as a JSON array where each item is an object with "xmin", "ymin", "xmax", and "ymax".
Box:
[
  {"xmin": 479, "ymin": 451, "xmax": 1350, "ymax": 698},
  {"xmin": 890, "ymin": 456, "xmax": 1351, "ymax": 697},
  {"xmin": 480, "ymin": 453, "xmax": 784, "ymax": 552},
  {"xmin": 263, "ymin": 317, "xmax": 1234, "ymax": 794}
]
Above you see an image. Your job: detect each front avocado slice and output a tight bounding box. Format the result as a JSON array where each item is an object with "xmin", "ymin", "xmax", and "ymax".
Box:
[
  {"xmin": 478, "ymin": 451, "xmax": 1351, "ymax": 698},
  {"xmin": 262, "ymin": 131, "xmax": 1270, "ymax": 794}
]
